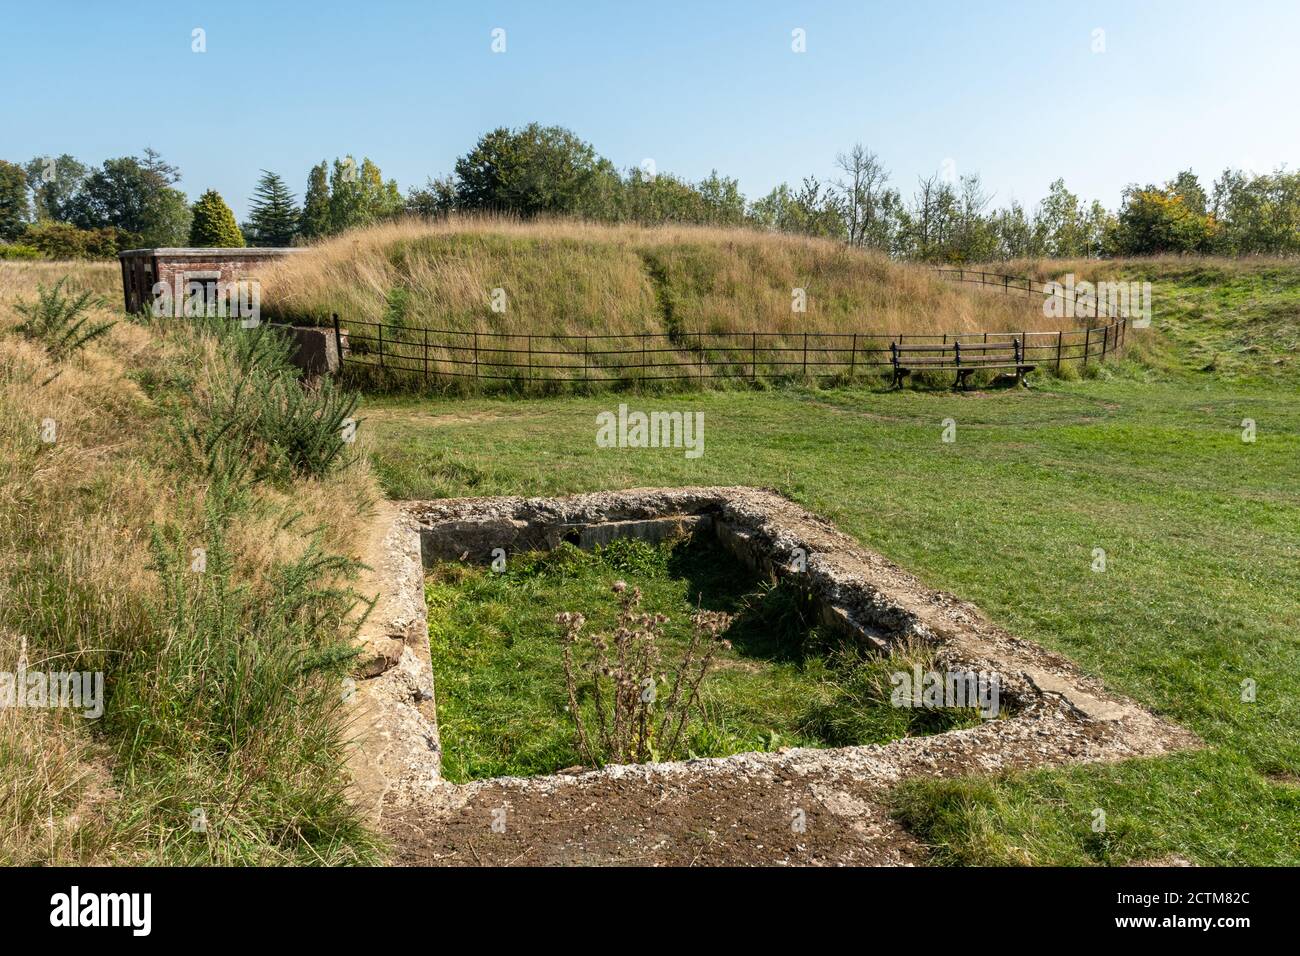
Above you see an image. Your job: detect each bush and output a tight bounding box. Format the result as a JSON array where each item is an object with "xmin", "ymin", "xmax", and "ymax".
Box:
[
  {"xmin": 21, "ymin": 221, "xmax": 124, "ymax": 260},
  {"xmin": 249, "ymin": 371, "xmax": 360, "ymax": 479},
  {"xmin": 13, "ymin": 277, "xmax": 114, "ymax": 361},
  {"xmin": 179, "ymin": 322, "xmax": 360, "ymax": 483},
  {"xmin": 0, "ymin": 244, "xmax": 42, "ymax": 260}
]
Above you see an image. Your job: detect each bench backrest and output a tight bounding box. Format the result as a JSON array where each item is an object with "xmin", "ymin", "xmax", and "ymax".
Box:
[{"xmin": 890, "ymin": 339, "xmax": 1023, "ymax": 365}]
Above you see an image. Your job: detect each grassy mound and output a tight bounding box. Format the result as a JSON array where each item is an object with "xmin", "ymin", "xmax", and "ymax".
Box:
[{"xmin": 261, "ymin": 218, "xmax": 1055, "ymax": 340}]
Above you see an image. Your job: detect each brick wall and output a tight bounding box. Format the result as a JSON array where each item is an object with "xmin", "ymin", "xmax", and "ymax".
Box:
[{"xmin": 118, "ymin": 248, "xmax": 302, "ymax": 314}]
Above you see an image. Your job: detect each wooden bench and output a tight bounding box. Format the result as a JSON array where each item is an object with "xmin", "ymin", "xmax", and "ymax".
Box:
[{"xmin": 890, "ymin": 339, "xmax": 1036, "ymax": 390}]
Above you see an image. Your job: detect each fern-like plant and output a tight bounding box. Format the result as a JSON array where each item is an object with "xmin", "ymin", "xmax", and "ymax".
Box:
[{"xmin": 14, "ymin": 277, "xmax": 114, "ymax": 361}]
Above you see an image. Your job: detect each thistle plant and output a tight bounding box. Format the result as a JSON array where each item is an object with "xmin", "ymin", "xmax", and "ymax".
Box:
[{"xmin": 558, "ymin": 580, "xmax": 732, "ymax": 766}]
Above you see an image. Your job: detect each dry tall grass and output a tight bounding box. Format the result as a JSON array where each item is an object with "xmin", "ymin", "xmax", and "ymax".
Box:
[
  {"xmin": 0, "ymin": 261, "xmax": 381, "ymax": 864},
  {"xmin": 261, "ymin": 217, "xmax": 1058, "ymax": 338}
]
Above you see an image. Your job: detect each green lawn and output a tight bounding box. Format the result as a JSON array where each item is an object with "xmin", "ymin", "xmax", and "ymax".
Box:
[
  {"xmin": 365, "ymin": 363, "xmax": 1299, "ymax": 865},
  {"xmin": 426, "ymin": 536, "xmax": 982, "ymax": 782}
]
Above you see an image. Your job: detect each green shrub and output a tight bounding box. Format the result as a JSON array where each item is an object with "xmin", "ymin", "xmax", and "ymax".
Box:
[
  {"xmin": 251, "ymin": 372, "xmax": 360, "ymax": 479},
  {"xmin": 189, "ymin": 189, "xmax": 245, "ymax": 247},
  {"xmin": 21, "ymin": 221, "xmax": 124, "ymax": 259},
  {"xmin": 179, "ymin": 322, "xmax": 360, "ymax": 483},
  {"xmin": 0, "ymin": 243, "xmax": 42, "ymax": 260},
  {"xmin": 13, "ymin": 277, "xmax": 114, "ymax": 361}
]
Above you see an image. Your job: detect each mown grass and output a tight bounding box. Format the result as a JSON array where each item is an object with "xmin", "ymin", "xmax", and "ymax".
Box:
[
  {"xmin": 426, "ymin": 535, "xmax": 983, "ymax": 783},
  {"xmin": 366, "ymin": 338, "xmax": 1300, "ymax": 862}
]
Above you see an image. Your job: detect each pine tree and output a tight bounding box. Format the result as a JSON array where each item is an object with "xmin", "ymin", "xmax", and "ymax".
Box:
[
  {"xmin": 300, "ymin": 161, "xmax": 331, "ymax": 239},
  {"xmin": 246, "ymin": 170, "xmax": 300, "ymax": 246},
  {"xmin": 188, "ymin": 189, "xmax": 244, "ymax": 247}
]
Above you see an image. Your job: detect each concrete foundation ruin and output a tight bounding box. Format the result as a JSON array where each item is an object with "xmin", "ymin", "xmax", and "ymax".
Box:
[{"xmin": 346, "ymin": 488, "xmax": 1198, "ymax": 864}]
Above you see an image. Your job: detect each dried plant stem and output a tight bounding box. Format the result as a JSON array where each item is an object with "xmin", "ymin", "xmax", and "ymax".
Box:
[{"xmin": 558, "ymin": 586, "xmax": 732, "ymax": 767}]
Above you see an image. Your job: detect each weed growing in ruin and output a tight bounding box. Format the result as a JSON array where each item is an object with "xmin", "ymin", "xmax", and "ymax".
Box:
[{"xmin": 558, "ymin": 581, "xmax": 732, "ymax": 766}]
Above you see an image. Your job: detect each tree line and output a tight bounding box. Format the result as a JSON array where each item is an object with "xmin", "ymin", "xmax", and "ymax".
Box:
[{"xmin": 2, "ymin": 125, "xmax": 1297, "ymax": 260}]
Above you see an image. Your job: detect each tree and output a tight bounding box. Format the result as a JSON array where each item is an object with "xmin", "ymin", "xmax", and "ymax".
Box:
[
  {"xmin": 1169, "ymin": 170, "xmax": 1208, "ymax": 217},
  {"xmin": 1035, "ymin": 179, "xmax": 1088, "ymax": 257},
  {"xmin": 328, "ymin": 156, "xmax": 369, "ymax": 234},
  {"xmin": 620, "ymin": 170, "xmax": 709, "ymax": 224},
  {"xmin": 900, "ymin": 174, "xmax": 961, "ymax": 261},
  {"xmin": 749, "ymin": 178, "xmax": 845, "ymax": 240},
  {"xmin": 188, "ymin": 189, "xmax": 245, "ymax": 247},
  {"xmin": 300, "ymin": 161, "xmax": 331, "ymax": 240},
  {"xmin": 695, "ymin": 171, "xmax": 747, "ymax": 225},
  {"xmin": 359, "ymin": 158, "xmax": 403, "ymax": 222},
  {"xmin": 0, "ymin": 160, "xmax": 29, "ymax": 241},
  {"xmin": 406, "ymin": 175, "xmax": 457, "ymax": 218},
  {"xmin": 1210, "ymin": 167, "xmax": 1300, "ymax": 255},
  {"xmin": 1083, "ymin": 200, "xmax": 1114, "ymax": 257},
  {"xmin": 950, "ymin": 174, "xmax": 998, "ymax": 262},
  {"xmin": 833, "ymin": 144, "xmax": 895, "ymax": 249},
  {"xmin": 453, "ymin": 124, "xmax": 613, "ymax": 217},
  {"xmin": 246, "ymin": 170, "xmax": 300, "ymax": 246},
  {"xmin": 990, "ymin": 201, "xmax": 1038, "ymax": 259},
  {"xmin": 66, "ymin": 151, "xmax": 191, "ymax": 246},
  {"xmin": 1110, "ymin": 182, "xmax": 1216, "ymax": 255},
  {"xmin": 24, "ymin": 154, "xmax": 87, "ymax": 222}
]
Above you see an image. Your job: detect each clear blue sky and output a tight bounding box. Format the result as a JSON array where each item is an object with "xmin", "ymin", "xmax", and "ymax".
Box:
[{"xmin": 3, "ymin": 0, "xmax": 1297, "ymax": 219}]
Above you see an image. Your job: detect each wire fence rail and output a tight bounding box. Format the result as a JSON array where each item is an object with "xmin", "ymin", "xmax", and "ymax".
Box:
[{"xmin": 332, "ymin": 312, "xmax": 1128, "ymax": 387}]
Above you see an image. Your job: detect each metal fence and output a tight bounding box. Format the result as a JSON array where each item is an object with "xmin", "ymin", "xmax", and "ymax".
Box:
[
  {"xmin": 935, "ymin": 267, "xmax": 1121, "ymax": 317},
  {"xmin": 333, "ymin": 313, "xmax": 1128, "ymax": 387}
]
